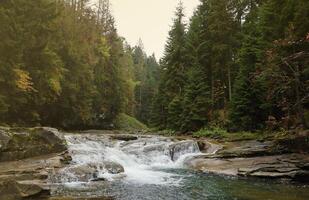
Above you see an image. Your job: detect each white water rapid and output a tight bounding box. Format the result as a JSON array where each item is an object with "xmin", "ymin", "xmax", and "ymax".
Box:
[{"xmin": 53, "ymin": 134, "xmax": 201, "ymax": 186}]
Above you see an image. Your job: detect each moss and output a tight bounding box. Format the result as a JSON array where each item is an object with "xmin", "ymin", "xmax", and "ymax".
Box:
[
  {"xmin": 114, "ymin": 113, "xmax": 148, "ymax": 131},
  {"xmin": 157, "ymin": 129, "xmax": 178, "ymax": 136},
  {"xmin": 193, "ymin": 126, "xmax": 269, "ymax": 141}
]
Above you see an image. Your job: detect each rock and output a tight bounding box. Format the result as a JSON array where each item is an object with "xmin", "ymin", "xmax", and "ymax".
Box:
[
  {"xmin": 65, "ymin": 165, "xmax": 98, "ymax": 182},
  {"xmin": 59, "ymin": 151, "xmax": 72, "ymax": 164},
  {"xmin": 65, "ymin": 161, "xmax": 124, "ymax": 182},
  {"xmin": 197, "ymin": 140, "xmax": 222, "ymax": 154},
  {"xmin": 143, "ymin": 144, "xmax": 166, "ymax": 154},
  {"xmin": 273, "ymin": 131, "xmax": 309, "ymax": 154},
  {"xmin": 168, "ymin": 140, "xmax": 200, "ymax": 161},
  {"xmin": 49, "ymin": 197, "xmax": 114, "ymax": 200},
  {"xmin": 0, "ymin": 153, "xmax": 69, "ymax": 185},
  {"xmin": 216, "ymin": 140, "xmax": 276, "ymax": 158},
  {"xmin": 0, "ymin": 179, "xmax": 50, "ymax": 200},
  {"xmin": 102, "ymin": 161, "xmax": 124, "ymax": 174},
  {"xmin": 91, "ymin": 177, "xmax": 106, "ymax": 182},
  {"xmin": 197, "ymin": 140, "xmax": 209, "ymax": 151},
  {"xmin": 0, "ymin": 127, "xmax": 67, "ymax": 162},
  {"xmin": 0, "ymin": 129, "xmax": 10, "ymax": 151},
  {"xmin": 87, "ymin": 161, "xmax": 124, "ymax": 174},
  {"xmin": 187, "ymin": 153, "xmax": 309, "ymax": 182},
  {"xmin": 110, "ymin": 134, "xmax": 138, "ymax": 141}
]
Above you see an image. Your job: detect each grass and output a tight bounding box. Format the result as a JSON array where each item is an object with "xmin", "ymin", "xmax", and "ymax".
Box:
[
  {"xmin": 114, "ymin": 113, "xmax": 148, "ymax": 131},
  {"xmin": 192, "ymin": 126, "xmax": 280, "ymax": 141}
]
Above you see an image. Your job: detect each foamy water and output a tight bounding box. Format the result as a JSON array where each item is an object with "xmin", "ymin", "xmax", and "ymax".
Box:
[{"xmin": 54, "ymin": 134, "xmax": 201, "ymax": 186}]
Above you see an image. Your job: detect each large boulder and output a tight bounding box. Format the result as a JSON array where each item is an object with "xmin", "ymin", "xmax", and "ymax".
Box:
[
  {"xmin": 0, "ymin": 179, "xmax": 49, "ymax": 200},
  {"xmin": 0, "ymin": 127, "xmax": 67, "ymax": 162}
]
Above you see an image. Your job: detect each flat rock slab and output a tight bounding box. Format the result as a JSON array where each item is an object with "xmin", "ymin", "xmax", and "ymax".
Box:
[
  {"xmin": 216, "ymin": 140, "xmax": 277, "ymax": 158},
  {"xmin": 187, "ymin": 153, "xmax": 309, "ymax": 182},
  {"xmin": 0, "ymin": 152, "xmax": 69, "ymax": 183},
  {"xmin": 0, "ymin": 179, "xmax": 50, "ymax": 200}
]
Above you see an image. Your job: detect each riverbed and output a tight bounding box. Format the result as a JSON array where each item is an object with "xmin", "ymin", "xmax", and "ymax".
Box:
[{"xmin": 49, "ymin": 133, "xmax": 309, "ymax": 200}]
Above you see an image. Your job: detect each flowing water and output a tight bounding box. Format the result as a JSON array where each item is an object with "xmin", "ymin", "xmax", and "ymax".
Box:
[{"xmin": 50, "ymin": 134, "xmax": 309, "ymax": 200}]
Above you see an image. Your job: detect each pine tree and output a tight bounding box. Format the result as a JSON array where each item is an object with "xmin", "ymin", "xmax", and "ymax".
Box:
[
  {"xmin": 151, "ymin": 2, "xmax": 187, "ymax": 129},
  {"xmin": 229, "ymin": 1, "xmax": 268, "ymax": 131},
  {"xmin": 181, "ymin": 67, "xmax": 212, "ymax": 132}
]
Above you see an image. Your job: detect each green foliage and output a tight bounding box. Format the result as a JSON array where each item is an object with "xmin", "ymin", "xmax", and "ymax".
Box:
[
  {"xmin": 152, "ymin": 0, "xmax": 308, "ymax": 135},
  {"xmin": 167, "ymin": 96, "xmax": 183, "ymax": 130},
  {"xmin": 0, "ymin": 0, "xmax": 158, "ymax": 129},
  {"xmin": 181, "ymin": 67, "xmax": 212, "ymax": 132},
  {"xmin": 151, "ymin": 2, "xmax": 187, "ymax": 130},
  {"xmin": 193, "ymin": 127, "xmax": 265, "ymax": 141},
  {"xmin": 115, "ymin": 113, "xmax": 148, "ymax": 131},
  {"xmin": 193, "ymin": 127, "xmax": 229, "ymax": 139}
]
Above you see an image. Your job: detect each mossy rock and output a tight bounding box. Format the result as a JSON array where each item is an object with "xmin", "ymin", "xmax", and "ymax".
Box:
[{"xmin": 0, "ymin": 127, "xmax": 67, "ymax": 162}]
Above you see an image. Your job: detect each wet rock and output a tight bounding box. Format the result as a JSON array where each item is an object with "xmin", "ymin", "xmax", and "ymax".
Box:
[
  {"xmin": 49, "ymin": 197, "xmax": 114, "ymax": 200},
  {"xmin": 0, "ymin": 179, "xmax": 50, "ymax": 200},
  {"xmin": 66, "ymin": 165, "xmax": 98, "ymax": 182},
  {"xmin": 0, "ymin": 129, "xmax": 10, "ymax": 151},
  {"xmin": 87, "ymin": 161, "xmax": 124, "ymax": 174},
  {"xmin": 66, "ymin": 161, "xmax": 124, "ymax": 182},
  {"xmin": 91, "ymin": 177, "xmax": 106, "ymax": 182},
  {"xmin": 102, "ymin": 161, "xmax": 124, "ymax": 174},
  {"xmin": 0, "ymin": 127, "xmax": 67, "ymax": 162},
  {"xmin": 110, "ymin": 134, "xmax": 138, "ymax": 141},
  {"xmin": 143, "ymin": 144, "xmax": 166, "ymax": 154},
  {"xmin": 197, "ymin": 140, "xmax": 209, "ymax": 151},
  {"xmin": 59, "ymin": 151, "xmax": 72, "ymax": 164},
  {"xmin": 196, "ymin": 140, "xmax": 223, "ymax": 154},
  {"xmin": 168, "ymin": 140, "xmax": 200, "ymax": 161}
]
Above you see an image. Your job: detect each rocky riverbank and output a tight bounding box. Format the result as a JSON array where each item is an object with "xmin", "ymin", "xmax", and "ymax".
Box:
[
  {"xmin": 0, "ymin": 127, "xmax": 308, "ymax": 199},
  {"xmin": 0, "ymin": 127, "xmax": 71, "ymax": 200},
  {"xmin": 187, "ymin": 131, "xmax": 309, "ymax": 182}
]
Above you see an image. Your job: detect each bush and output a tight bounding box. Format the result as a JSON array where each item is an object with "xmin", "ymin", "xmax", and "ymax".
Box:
[
  {"xmin": 193, "ymin": 126, "xmax": 264, "ymax": 141},
  {"xmin": 193, "ymin": 127, "xmax": 228, "ymax": 139}
]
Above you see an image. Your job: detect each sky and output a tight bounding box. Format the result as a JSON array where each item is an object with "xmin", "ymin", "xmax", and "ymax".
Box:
[{"xmin": 109, "ymin": 0, "xmax": 200, "ymax": 59}]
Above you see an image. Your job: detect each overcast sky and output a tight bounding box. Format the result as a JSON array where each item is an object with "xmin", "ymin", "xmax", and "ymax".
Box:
[{"xmin": 109, "ymin": 0, "xmax": 200, "ymax": 59}]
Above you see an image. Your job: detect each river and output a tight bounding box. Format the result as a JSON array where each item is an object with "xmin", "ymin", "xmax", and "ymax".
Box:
[{"xmin": 49, "ymin": 134, "xmax": 309, "ymax": 200}]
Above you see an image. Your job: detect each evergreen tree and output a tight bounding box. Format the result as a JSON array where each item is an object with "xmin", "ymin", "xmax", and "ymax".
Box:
[
  {"xmin": 229, "ymin": 1, "xmax": 267, "ymax": 131},
  {"xmin": 181, "ymin": 67, "xmax": 212, "ymax": 132},
  {"xmin": 151, "ymin": 2, "xmax": 187, "ymax": 129}
]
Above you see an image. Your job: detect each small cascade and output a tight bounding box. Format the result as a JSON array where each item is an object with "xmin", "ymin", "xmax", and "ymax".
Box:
[{"xmin": 51, "ymin": 134, "xmax": 202, "ymax": 186}]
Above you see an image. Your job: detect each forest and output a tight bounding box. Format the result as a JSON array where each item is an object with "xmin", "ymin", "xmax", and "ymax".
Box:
[
  {"xmin": 0, "ymin": 1, "xmax": 309, "ymax": 199},
  {"xmin": 152, "ymin": 0, "xmax": 309, "ymax": 133},
  {"xmin": 0, "ymin": 0, "xmax": 159, "ymax": 129},
  {"xmin": 0, "ymin": 0, "xmax": 308, "ymax": 134}
]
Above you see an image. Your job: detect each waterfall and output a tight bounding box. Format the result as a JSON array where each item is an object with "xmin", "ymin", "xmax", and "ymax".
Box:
[{"xmin": 52, "ymin": 134, "xmax": 201, "ymax": 186}]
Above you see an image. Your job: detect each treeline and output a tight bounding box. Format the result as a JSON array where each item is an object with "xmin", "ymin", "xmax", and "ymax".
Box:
[
  {"xmin": 151, "ymin": 0, "xmax": 309, "ymax": 132},
  {"xmin": 0, "ymin": 0, "xmax": 159, "ymax": 129}
]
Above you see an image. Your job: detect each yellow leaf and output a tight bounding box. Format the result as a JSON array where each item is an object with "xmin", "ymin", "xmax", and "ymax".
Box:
[{"xmin": 13, "ymin": 69, "xmax": 36, "ymax": 92}]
